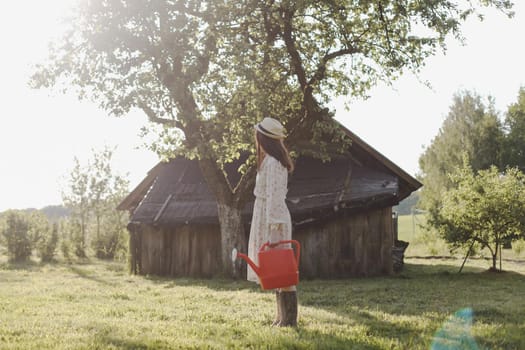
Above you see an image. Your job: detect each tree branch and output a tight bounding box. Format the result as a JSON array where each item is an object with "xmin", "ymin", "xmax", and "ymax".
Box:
[
  {"xmin": 198, "ymin": 157, "xmax": 234, "ymax": 203},
  {"xmin": 308, "ymin": 47, "xmax": 358, "ymax": 87},
  {"xmin": 281, "ymin": 7, "xmax": 308, "ymax": 91},
  {"xmin": 377, "ymin": 1, "xmax": 393, "ymax": 56},
  {"xmin": 138, "ymin": 102, "xmax": 182, "ymax": 129},
  {"xmin": 233, "ymin": 165, "xmax": 257, "ymax": 206}
]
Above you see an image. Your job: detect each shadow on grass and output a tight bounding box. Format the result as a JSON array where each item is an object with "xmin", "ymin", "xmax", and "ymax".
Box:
[
  {"xmin": 143, "ymin": 273, "xmax": 259, "ymax": 292},
  {"xmin": 93, "ymin": 335, "xmax": 152, "ymax": 350},
  {"xmin": 55, "ymin": 259, "xmax": 525, "ymax": 349},
  {"xmin": 298, "ymin": 263, "xmax": 525, "ymax": 349},
  {"xmin": 0, "ymin": 255, "xmax": 98, "ymax": 271},
  {"xmin": 285, "ymin": 327, "xmax": 386, "ymax": 350},
  {"xmin": 91, "ymin": 324, "xmax": 383, "ymax": 350},
  {"xmin": 402, "ymin": 262, "xmax": 525, "ymax": 282},
  {"xmin": 67, "ymin": 265, "xmax": 116, "ymax": 286},
  {"xmin": 0, "ymin": 259, "xmax": 45, "ymax": 272}
]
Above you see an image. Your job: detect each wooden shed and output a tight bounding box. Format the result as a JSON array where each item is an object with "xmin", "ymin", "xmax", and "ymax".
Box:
[{"xmin": 118, "ymin": 125, "xmax": 422, "ymax": 278}]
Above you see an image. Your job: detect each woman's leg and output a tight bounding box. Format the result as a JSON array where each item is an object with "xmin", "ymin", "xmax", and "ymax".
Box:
[
  {"xmin": 279, "ymin": 285, "xmax": 297, "ymax": 327},
  {"xmin": 272, "ymin": 290, "xmax": 282, "ymax": 326}
]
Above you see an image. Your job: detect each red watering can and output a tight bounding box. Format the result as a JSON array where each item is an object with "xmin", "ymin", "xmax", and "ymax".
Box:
[{"xmin": 232, "ymin": 240, "xmax": 300, "ymax": 290}]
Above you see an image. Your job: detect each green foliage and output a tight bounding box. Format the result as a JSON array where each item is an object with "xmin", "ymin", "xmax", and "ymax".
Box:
[
  {"xmin": 513, "ymin": 239, "xmax": 525, "ymax": 256},
  {"xmin": 37, "ymin": 224, "xmax": 59, "ymax": 263},
  {"xmin": 430, "ymin": 160, "xmax": 525, "ymax": 270},
  {"xmin": 30, "ymin": 211, "xmax": 59, "ymax": 263},
  {"xmin": 0, "ymin": 210, "xmax": 61, "ymax": 263},
  {"xmin": 86, "ymin": 147, "xmax": 130, "ymax": 259},
  {"xmin": 419, "ymin": 88, "xmax": 525, "ymax": 267},
  {"xmin": 71, "ymin": 219, "xmax": 88, "ymax": 258},
  {"xmin": 58, "ymin": 219, "xmax": 73, "ymax": 260},
  {"xmin": 419, "ymin": 90, "xmax": 504, "ymax": 211},
  {"xmin": 61, "ymin": 147, "xmax": 130, "ymax": 260},
  {"xmin": 1, "ymin": 211, "xmax": 32, "ymax": 262},
  {"xmin": 31, "ymin": 0, "xmax": 514, "ymax": 162},
  {"xmin": 503, "ymin": 87, "xmax": 525, "ymax": 170},
  {"xmin": 91, "ymin": 206, "xmax": 129, "ymax": 261},
  {"xmin": 62, "ymin": 157, "xmax": 90, "ymax": 257}
]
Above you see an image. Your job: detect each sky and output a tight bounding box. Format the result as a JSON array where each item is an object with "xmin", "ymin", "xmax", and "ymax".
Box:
[{"xmin": 1, "ymin": 1, "xmax": 524, "ymax": 212}]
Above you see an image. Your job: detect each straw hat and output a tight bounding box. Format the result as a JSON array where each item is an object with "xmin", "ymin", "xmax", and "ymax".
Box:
[{"xmin": 255, "ymin": 117, "xmax": 286, "ymax": 139}]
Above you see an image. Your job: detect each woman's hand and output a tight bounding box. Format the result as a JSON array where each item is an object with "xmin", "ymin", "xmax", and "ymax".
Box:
[{"xmin": 269, "ymin": 223, "xmax": 284, "ymax": 246}]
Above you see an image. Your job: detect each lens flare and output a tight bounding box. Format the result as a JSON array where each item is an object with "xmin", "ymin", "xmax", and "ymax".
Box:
[{"xmin": 431, "ymin": 308, "xmax": 479, "ymax": 350}]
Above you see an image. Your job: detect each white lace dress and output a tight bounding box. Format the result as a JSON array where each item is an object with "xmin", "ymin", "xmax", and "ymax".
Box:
[{"xmin": 247, "ymin": 155, "xmax": 292, "ymax": 283}]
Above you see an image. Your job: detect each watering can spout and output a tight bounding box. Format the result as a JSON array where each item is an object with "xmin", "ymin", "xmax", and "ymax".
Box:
[{"xmin": 232, "ymin": 248, "xmax": 260, "ymax": 276}]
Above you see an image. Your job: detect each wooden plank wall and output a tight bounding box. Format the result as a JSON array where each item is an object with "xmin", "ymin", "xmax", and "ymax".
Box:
[
  {"xmin": 138, "ymin": 224, "xmax": 221, "ymax": 277},
  {"xmin": 129, "ymin": 228, "xmax": 142, "ymax": 274},
  {"xmin": 131, "ymin": 207, "xmax": 393, "ymax": 278},
  {"xmin": 295, "ymin": 207, "xmax": 393, "ymax": 278}
]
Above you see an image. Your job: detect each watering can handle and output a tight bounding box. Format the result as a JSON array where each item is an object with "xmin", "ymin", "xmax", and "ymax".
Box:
[{"xmin": 261, "ymin": 240, "xmax": 301, "ymax": 266}]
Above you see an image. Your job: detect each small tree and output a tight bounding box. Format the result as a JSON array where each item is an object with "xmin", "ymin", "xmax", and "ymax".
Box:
[
  {"xmin": 87, "ymin": 147, "xmax": 130, "ymax": 259},
  {"xmin": 92, "ymin": 173, "xmax": 130, "ymax": 260},
  {"xmin": 432, "ymin": 159, "xmax": 525, "ymax": 271},
  {"xmin": 1, "ymin": 211, "xmax": 32, "ymax": 262},
  {"xmin": 62, "ymin": 157, "xmax": 90, "ymax": 257},
  {"xmin": 61, "ymin": 147, "xmax": 130, "ymax": 259}
]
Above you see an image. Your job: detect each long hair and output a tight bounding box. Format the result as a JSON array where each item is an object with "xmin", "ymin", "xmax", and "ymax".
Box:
[{"xmin": 256, "ymin": 131, "xmax": 294, "ymax": 173}]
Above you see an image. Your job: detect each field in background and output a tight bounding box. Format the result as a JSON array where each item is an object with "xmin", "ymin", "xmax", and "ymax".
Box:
[
  {"xmin": 397, "ymin": 214, "xmax": 525, "ymax": 264},
  {"xmin": 397, "ymin": 214, "xmax": 449, "ymax": 257},
  {"xmin": 0, "ymin": 258, "xmax": 524, "ymax": 350}
]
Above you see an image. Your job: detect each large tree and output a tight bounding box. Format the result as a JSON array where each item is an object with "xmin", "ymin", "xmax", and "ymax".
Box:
[
  {"xmin": 418, "ymin": 90, "xmax": 504, "ymax": 211},
  {"xmin": 503, "ymin": 87, "xmax": 525, "ymax": 170},
  {"xmin": 31, "ymin": 0, "xmax": 513, "ymax": 276}
]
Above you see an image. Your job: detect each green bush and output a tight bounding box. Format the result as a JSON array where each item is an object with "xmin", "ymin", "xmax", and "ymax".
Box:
[
  {"xmin": 35, "ymin": 223, "xmax": 59, "ymax": 262},
  {"xmin": 55, "ymin": 218, "xmax": 86, "ymax": 259},
  {"xmin": 1, "ymin": 211, "xmax": 32, "ymax": 262},
  {"xmin": 92, "ymin": 227, "xmax": 127, "ymax": 260},
  {"xmin": 513, "ymin": 239, "xmax": 525, "ymax": 256},
  {"xmin": 70, "ymin": 222, "xmax": 87, "ymax": 258},
  {"xmin": 29, "ymin": 212, "xmax": 59, "ymax": 263}
]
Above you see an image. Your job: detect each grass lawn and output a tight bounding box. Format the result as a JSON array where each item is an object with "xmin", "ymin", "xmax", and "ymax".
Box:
[{"xmin": 1, "ymin": 256, "xmax": 524, "ymax": 349}]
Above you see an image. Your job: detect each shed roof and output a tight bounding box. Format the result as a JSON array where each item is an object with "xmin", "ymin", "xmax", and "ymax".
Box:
[
  {"xmin": 118, "ymin": 122, "xmax": 422, "ymax": 226},
  {"xmin": 120, "ymin": 157, "xmax": 411, "ymax": 226}
]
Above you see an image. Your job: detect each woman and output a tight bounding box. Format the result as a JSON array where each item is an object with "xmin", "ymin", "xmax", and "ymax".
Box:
[{"xmin": 248, "ymin": 117, "xmax": 297, "ymax": 327}]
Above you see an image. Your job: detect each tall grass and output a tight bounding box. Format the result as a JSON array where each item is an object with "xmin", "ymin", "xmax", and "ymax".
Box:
[{"xmin": 1, "ymin": 258, "xmax": 524, "ymax": 349}]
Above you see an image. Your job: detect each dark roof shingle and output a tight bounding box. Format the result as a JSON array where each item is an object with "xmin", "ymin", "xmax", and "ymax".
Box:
[{"xmin": 128, "ymin": 155, "xmax": 400, "ymax": 226}]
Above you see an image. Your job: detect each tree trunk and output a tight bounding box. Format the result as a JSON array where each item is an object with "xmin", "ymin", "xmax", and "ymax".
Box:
[
  {"xmin": 196, "ymin": 157, "xmax": 251, "ymax": 278},
  {"xmin": 492, "ymin": 244, "xmax": 498, "ymax": 271},
  {"xmin": 217, "ymin": 203, "xmax": 247, "ymax": 278}
]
